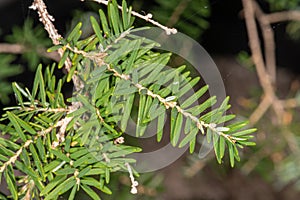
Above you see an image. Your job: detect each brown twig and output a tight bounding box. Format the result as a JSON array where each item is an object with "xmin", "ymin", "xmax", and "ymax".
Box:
[
  {"xmin": 0, "ymin": 43, "xmax": 25, "ymax": 54},
  {"xmin": 266, "ymin": 10, "xmax": 300, "ymax": 24},
  {"xmin": 0, "ymin": 43, "xmax": 60, "ymax": 62},
  {"xmin": 241, "ymin": 0, "xmax": 300, "ymax": 174},
  {"xmin": 241, "ymin": 0, "xmax": 289, "ymax": 125},
  {"xmin": 241, "ymin": 0, "xmax": 274, "ymax": 96},
  {"xmin": 253, "ymin": 2, "xmax": 277, "ymax": 85},
  {"xmin": 249, "ymin": 95, "xmax": 272, "ymax": 125},
  {"xmin": 280, "ymin": 98, "xmax": 299, "ymax": 108},
  {"xmin": 242, "ymin": 0, "xmax": 280, "ymax": 123},
  {"xmin": 241, "ymin": 2, "xmax": 300, "ymax": 89},
  {"xmin": 241, "ymin": 2, "xmax": 300, "ymax": 87}
]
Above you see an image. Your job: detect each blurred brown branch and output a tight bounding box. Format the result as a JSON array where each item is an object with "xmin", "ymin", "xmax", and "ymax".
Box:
[
  {"xmin": 253, "ymin": 2, "xmax": 276, "ymax": 85},
  {"xmin": 241, "ymin": 0, "xmax": 284, "ymax": 125},
  {"xmin": 0, "ymin": 43, "xmax": 60, "ymax": 62},
  {"xmin": 241, "ymin": 0, "xmax": 300, "ymax": 174},
  {"xmin": 240, "ymin": 0, "xmax": 299, "ymax": 125},
  {"xmin": 266, "ymin": 10, "xmax": 300, "ymax": 24}
]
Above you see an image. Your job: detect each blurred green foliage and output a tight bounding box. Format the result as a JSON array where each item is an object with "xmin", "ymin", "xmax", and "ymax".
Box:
[
  {"xmin": 5, "ymin": 18, "xmax": 52, "ymax": 70},
  {"xmin": 152, "ymin": 0, "xmax": 210, "ymax": 39},
  {"xmin": 264, "ymin": 0, "xmax": 300, "ymax": 41},
  {"xmin": 265, "ymin": 0, "xmax": 300, "ymax": 10},
  {"xmin": 0, "ymin": 55, "xmax": 23, "ymax": 104}
]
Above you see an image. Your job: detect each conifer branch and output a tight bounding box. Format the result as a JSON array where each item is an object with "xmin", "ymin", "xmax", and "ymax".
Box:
[
  {"xmin": 65, "ymin": 44, "xmax": 237, "ymax": 145},
  {"xmin": 0, "ymin": 1, "xmax": 257, "ymax": 198},
  {"xmin": 0, "ymin": 140, "xmax": 33, "ymax": 173}
]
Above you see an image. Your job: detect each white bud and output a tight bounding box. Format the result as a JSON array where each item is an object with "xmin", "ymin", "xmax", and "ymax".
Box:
[
  {"xmin": 146, "ymin": 13, "xmax": 153, "ymax": 19},
  {"xmin": 133, "ymin": 181, "xmax": 139, "ymax": 187},
  {"xmin": 130, "ymin": 187, "xmax": 138, "ymax": 194},
  {"xmin": 171, "ymin": 28, "xmax": 178, "ymax": 34}
]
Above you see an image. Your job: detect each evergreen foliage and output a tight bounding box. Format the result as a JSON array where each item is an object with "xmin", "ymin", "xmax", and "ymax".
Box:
[{"xmin": 0, "ymin": 0, "xmax": 255, "ymax": 199}]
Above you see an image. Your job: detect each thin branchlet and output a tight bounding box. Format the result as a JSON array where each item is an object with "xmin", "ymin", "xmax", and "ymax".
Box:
[
  {"xmin": 0, "ymin": 109, "xmax": 77, "ymax": 174},
  {"xmin": 65, "ymin": 44, "xmax": 236, "ymax": 144},
  {"xmin": 20, "ymin": 107, "xmax": 69, "ymax": 113},
  {"xmin": 30, "ymin": 0, "xmax": 84, "ymax": 91},
  {"xmin": 87, "ymin": 0, "xmax": 177, "ymax": 35},
  {"xmin": 107, "ymin": 64, "xmax": 236, "ymax": 143},
  {"xmin": 0, "ymin": 140, "xmax": 33, "ymax": 173},
  {"xmin": 125, "ymin": 162, "xmax": 138, "ymax": 194}
]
